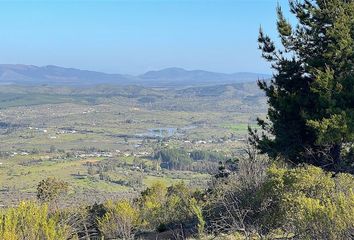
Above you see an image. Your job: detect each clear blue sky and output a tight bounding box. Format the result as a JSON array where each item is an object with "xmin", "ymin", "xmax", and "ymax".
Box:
[{"xmin": 0, "ymin": 0, "xmax": 292, "ymax": 75}]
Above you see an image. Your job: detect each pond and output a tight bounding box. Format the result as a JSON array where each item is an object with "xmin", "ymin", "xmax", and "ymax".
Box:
[
  {"xmin": 136, "ymin": 125, "xmax": 197, "ymax": 138},
  {"xmin": 136, "ymin": 127, "xmax": 177, "ymax": 138}
]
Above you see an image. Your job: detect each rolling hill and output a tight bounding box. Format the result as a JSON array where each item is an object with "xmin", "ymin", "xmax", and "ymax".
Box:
[{"xmin": 0, "ymin": 64, "xmax": 271, "ymax": 87}]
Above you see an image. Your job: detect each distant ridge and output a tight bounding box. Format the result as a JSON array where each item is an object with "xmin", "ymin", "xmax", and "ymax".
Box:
[
  {"xmin": 0, "ymin": 64, "xmax": 134, "ymax": 86},
  {"xmin": 0, "ymin": 64, "xmax": 271, "ymax": 87},
  {"xmin": 140, "ymin": 67, "xmax": 270, "ymax": 86}
]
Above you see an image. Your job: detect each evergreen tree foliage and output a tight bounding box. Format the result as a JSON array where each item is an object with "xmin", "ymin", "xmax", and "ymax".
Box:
[{"xmin": 251, "ymin": 0, "xmax": 354, "ymax": 172}]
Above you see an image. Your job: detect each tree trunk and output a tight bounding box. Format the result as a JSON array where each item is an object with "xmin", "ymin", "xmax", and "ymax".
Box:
[{"xmin": 330, "ymin": 143, "xmax": 342, "ymax": 172}]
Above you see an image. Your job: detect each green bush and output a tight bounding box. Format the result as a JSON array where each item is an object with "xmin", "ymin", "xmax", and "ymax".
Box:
[
  {"xmin": 206, "ymin": 164, "xmax": 354, "ymax": 239},
  {"xmin": 37, "ymin": 177, "xmax": 69, "ymax": 206},
  {"xmin": 0, "ymin": 201, "xmax": 72, "ymax": 240},
  {"xmin": 138, "ymin": 181, "xmax": 168, "ymax": 230},
  {"xmin": 98, "ymin": 200, "xmax": 138, "ymax": 240},
  {"xmin": 262, "ymin": 165, "xmax": 354, "ymax": 239},
  {"xmin": 137, "ymin": 181, "xmax": 204, "ymax": 236}
]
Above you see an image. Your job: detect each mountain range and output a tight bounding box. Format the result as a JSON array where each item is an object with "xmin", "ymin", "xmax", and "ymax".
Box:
[{"xmin": 0, "ymin": 64, "xmax": 271, "ymax": 87}]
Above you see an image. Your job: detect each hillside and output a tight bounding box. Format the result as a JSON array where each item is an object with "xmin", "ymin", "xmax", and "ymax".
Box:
[
  {"xmin": 0, "ymin": 64, "xmax": 134, "ymax": 86},
  {"xmin": 0, "ymin": 64, "xmax": 270, "ymax": 88}
]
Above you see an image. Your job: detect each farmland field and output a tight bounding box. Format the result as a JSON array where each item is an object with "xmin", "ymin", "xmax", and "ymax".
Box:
[{"xmin": 0, "ymin": 83, "xmax": 266, "ymax": 206}]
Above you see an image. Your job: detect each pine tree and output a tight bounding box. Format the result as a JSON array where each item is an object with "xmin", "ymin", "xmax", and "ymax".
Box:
[{"xmin": 250, "ymin": 0, "xmax": 354, "ymax": 172}]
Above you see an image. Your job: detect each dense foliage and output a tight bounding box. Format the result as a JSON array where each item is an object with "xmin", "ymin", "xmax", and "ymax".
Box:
[
  {"xmin": 98, "ymin": 200, "xmax": 138, "ymax": 239},
  {"xmin": 251, "ymin": 0, "xmax": 354, "ymax": 172},
  {"xmin": 0, "ymin": 202, "xmax": 72, "ymax": 240},
  {"xmin": 205, "ymin": 163, "xmax": 354, "ymax": 239},
  {"xmin": 154, "ymin": 148, "xmax": 226, "ymax": 171},
  {"xmin": 37, "ymin": 177, "xmax": 69, "ymax": 207},
  {"xmin": 155, "ymin": 148, "xmax": 192, "ymax": 170}
]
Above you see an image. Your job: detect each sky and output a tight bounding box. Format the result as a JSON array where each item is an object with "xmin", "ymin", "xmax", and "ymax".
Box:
[{"xmin": 0, "ymin": 0, "xmax": 293, "ymax": 75}]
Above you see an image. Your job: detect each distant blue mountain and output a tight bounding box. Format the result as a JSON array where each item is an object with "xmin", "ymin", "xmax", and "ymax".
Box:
[
  {"xmin": 0, "ymin": 64, "xmax": 134, "ymax": 86},
  {"xmin": 139, "ymin": 67, "xmax": 270, "ymax": 86},
  {"xmin": 0, "ymin": 64, "xmax": 271, "ymax": 87}
]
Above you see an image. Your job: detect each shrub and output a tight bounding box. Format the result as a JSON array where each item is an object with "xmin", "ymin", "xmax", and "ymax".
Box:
[
  {"xmin": 206, "ymin": 164, "xmax": 354, "ymax": 239},
  {"xmin": 0, "ymin": 201, "xmax": 72, "ymax": 240},
  {"xmin": 137, "ymin": 181, "xmax": 168, "ymax": 230},
  {"xmin": 98, "ymin": 200, "xmax": 138, "ymax": 240},
  {"xmin": 262, "ymin": 165, "xmax": 354, "ymax": 239},
  {"xmin": 137, "ymin": 181, "xmax": 205, "ymax": 237},
  {"xmin": 37, "ymin": 177, "xmax": 69, "ymax": 206}
]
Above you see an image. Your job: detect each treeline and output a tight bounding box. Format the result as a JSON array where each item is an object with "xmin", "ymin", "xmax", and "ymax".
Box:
[{"xmin": 154, "ymin": 148, "xmax": 227, "ymax": 172}]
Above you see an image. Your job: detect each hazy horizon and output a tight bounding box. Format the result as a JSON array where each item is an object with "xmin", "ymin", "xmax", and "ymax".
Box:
[
  {"xmin": 0, "ymin": 63, "xmax": 273, "ymax": 76},
  {"xmin": 0, "ymin": 0, "xmax": 293, "ymax": 75}
]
